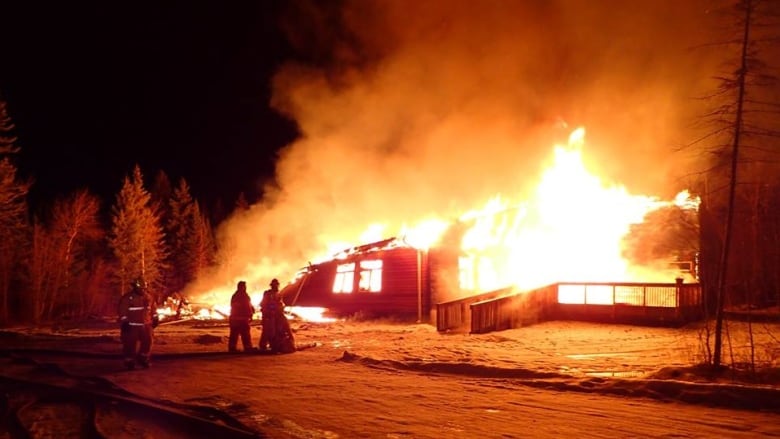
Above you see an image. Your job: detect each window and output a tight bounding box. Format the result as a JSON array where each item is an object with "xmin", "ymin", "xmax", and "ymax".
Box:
[
  {"xmin": 333, "ymin": 263, "xmax": 355, "ymax": 294},
  {"xmin": 358, "ymin": 259, "xmax": 383, "ymax": 293}
]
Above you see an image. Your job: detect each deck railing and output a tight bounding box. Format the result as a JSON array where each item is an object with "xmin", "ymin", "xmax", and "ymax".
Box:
[
  {"xmin": 470, "ymin": 284, "xmax": 558, "ymax": 334},
  {"xmin": 466, "ymin": 282, "xmax": 703, "ymax": 334},
  {"xmin": 435, "ymin": 287, "xmax": 512, "ymax": 332}
]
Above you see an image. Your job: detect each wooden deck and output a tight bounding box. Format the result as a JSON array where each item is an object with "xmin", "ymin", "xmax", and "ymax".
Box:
[{"xmin": 438, "ymin": 282, "xmax": 703, "ymax": 334}]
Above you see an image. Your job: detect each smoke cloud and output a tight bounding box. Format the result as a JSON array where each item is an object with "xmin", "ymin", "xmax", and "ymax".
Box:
[{"xmin": 188, "ymin": 0, "xmax": 723, "ymax": 299}]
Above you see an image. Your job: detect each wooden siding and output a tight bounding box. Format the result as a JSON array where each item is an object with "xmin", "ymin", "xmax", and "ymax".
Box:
[
  {"xmin": 283, "ymin": 247, "xmax": 430, "ymax": 318},
  {"xmin": 469, "ymin": 285, "xmax": 558, "ymax": 334},
  {"xmin": 435, "ymin": 287, "xmax": 513, "ymax": 332}
]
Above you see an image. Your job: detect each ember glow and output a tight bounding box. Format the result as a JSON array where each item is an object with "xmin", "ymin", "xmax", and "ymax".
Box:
[{"xmin": 287, "ymin": 306, "xmax": 337, "ymax": 323}]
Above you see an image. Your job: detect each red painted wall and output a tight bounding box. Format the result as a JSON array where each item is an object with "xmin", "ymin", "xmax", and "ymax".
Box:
[{"xmin": 283, "ymin": 247, "xmax": 430, "ymax": 318}]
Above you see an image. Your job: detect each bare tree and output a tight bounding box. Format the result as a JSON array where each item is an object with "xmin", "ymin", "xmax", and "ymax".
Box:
[
  {"xmin": 27, "ymin": 190, "xmax": 103, "ymax": 322},
  {"xmin": 28, "ymin": 220, "xmax": 56, "ymax": 323},
  {"xmin": 52, "ymin": 190, "xmax": 103, "ymax": 317},
  {"xmin": 0, "ymin": 158, "xmax": 30, "ymax": 324},
  {"xmin": 696, "ymin": 0, "xmax": 780, "ymax": 368},
  {"xmin": 0, "ymin": 98, "xmax": 29, "ymax": 324}
]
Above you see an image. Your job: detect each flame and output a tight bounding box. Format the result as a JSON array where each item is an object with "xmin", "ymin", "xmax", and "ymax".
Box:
[
  {"xmin": 185, "ymin": 126, "xmax": 698, "ymax": 316},
  {"xmin": 287, "ymin": 306, "xmax": 337, "ymax": 323},
  {"xmin": 306, "ymin": 126, "xmax": 697, "ymax": 295},
  {"xmin": 400, "ymin": 218, "xmax": 451, "ymax": 250},
  {"xmin": 454, "ymin": 127, "xmax": 697, "ymax": 292}
]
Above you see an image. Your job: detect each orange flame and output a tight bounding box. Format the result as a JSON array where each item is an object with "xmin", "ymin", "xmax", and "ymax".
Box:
[
  {"xmin": 188, "ymin": 127, "xmax": 698, "ymax": 317},
  {"xmin": 453, "ymin": 127, "xmax": 698, "ymax": 292}
]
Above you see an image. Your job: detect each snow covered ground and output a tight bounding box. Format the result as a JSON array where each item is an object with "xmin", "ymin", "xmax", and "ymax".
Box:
[{"xmin": 1, "ymin": 318, "xmax": 779, "ymax": 438}]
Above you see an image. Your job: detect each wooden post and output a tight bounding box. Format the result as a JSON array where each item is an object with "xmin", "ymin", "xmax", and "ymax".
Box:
[
  {"xmin": 417, "ymin": 249, "xmax": 422, "ymax": 323},
  {"xmin": 675, "ymin": 277, "xmax": 683, "ymax": 320}
]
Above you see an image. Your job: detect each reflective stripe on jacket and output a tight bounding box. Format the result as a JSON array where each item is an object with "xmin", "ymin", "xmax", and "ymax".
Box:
[{"xmin": 118, "ymin": 291, "xmax": 155, "ymax": 325}]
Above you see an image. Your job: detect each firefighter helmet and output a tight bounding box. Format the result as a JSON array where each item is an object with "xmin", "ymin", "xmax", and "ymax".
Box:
[{"xmin": 270, "ymin": 278, "xmax": 280, "ymax": 287}]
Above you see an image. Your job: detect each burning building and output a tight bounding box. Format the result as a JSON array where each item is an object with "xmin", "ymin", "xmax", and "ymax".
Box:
[
  {"xmin": 175, "ymin": 1, "xmax": 721, "ymax": 331},
  {"xmin": 275, "ymin": 128, "xmax": 702, "ymax": 330},
  {"xmin": 281, "ymin": 238, "xmax": 433, "ymax": 319}
]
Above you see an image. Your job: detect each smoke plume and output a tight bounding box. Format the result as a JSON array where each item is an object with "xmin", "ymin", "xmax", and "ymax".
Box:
[{"xmin": 188, "ymin": 0, "xmax": 722, "ymax": 299}]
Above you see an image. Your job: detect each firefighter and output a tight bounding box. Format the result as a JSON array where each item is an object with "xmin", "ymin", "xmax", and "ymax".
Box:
[
  {"xmin": 273, "ymin": 300, "xmax": 296, "ymax": 354},
  {"xmin": 117, "ymin": 279, "xmax": 158, "ymax": 369},
  {"xmin": 258, "ymin": 278, "xmax": 281, "ymax": 352},
  {"xmin": 259, "ymin": 278, "xmax": 296, "ymax": 354},
  {"xmin": 228, "ymin": 280, "xmax": 255, "ymax": 353}
]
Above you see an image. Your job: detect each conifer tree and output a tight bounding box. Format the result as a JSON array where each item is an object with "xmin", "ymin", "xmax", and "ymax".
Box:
[
  {"xmin": 167, "ymin": 178, "xmax": 215, "ymax": 294},
  {"xmin": 151, "ymin": 169, "xmax": 173, "ymax": 225},
  {"xmin": 191, "ymin": 204, "xmax": 216, "ymax": 279},
  {"xmin": 109, "ymin": 165, "xmax": 168, "ymax": 297},
  {"xmin": 167, "ymin": 178, "xmax": 196, "ymax": 294},
  {"xmin": 151, "ymin": 169, "xmax": 175, "ymax": 296}
]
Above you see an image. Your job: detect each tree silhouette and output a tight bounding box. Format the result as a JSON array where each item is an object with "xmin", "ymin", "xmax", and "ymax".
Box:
[
  {"xmin": 696, "ymin": 0, "xmax": 780, "ymax": 368},
  {"xmin": 167, "ymin": 178, "xmax": 215, "ymax": 295}
]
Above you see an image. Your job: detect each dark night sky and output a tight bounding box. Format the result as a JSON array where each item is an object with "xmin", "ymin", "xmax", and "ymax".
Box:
[{"xmin": 0, "ymin": 2, "xmax": 299, "ymax": 211}]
